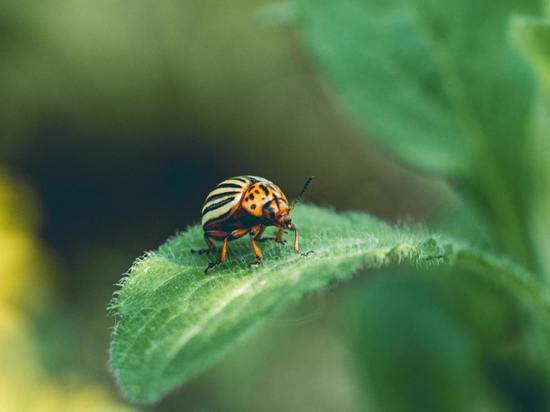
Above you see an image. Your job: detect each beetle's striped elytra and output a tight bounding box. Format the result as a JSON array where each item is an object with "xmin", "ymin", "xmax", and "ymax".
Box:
[{"xmin": 192, "ymin": 175, "xmax": 314, "ymax": 273}]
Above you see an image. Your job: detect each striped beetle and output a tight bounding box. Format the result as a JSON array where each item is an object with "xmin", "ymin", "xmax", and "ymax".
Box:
[{"xmin": 192, "ymin": 175, "xmax": 314, "ymax": 273}]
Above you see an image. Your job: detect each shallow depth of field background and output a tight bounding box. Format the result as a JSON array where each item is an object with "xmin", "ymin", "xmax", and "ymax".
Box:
[{"xmin": 1, "ymin": 1, "xmax": 546, "ymax": 411}]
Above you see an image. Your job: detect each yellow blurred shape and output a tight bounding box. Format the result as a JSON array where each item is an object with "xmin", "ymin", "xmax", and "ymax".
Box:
[
  {"xmin": 0, "ymin": 306, "xmax": 132, "ymax": 411},
  {"xmin": 0, "ymin": 286, "xmax": 131, "ymax": 411},
  {"xmin": 0, "ymin": 168, "xmax": 53, "ymax": 312},
  {"xmin": 22, "ymin": 383, "xmax": 132, "ymax": 412},
  {"xmin": 0, "ymin": 169, "xmax": 132, "ymax": 411}
]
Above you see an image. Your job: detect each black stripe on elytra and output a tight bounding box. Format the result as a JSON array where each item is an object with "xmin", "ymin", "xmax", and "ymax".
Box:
[
  {"xmin": 205, "ymin": 190, "xmax": 241, "ymax": 203},
  {"xmin": 233, "ymin": 177, "xmax": 248, "ymax": 183},
  {"xmin": 215, "ymin": 183, "xmax": 243, "ymax": 189},
  {"xmin": 248, "ymin": 175, "xmax": 268, "ymax": 183},
  {"xmin": 259, "ymin": 184, "xmax": 270, "ymax": 196},
  {"xmin": 269, "ymin": 184, "xmax": 282, "ymax": 195},
  {"xmin": 201, "ymin": 196, "xmax": 235, "ymax": 216},
  {"xmin": 202, "ymin": 209, "xmax": 233, "ymax": 228}
]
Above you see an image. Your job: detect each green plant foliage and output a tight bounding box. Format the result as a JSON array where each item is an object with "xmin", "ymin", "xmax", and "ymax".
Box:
[
  {"xmin": 515, "ymin": 17, "xmax": 550, "ymax": 87},
  {"xmin": 109, "ymin": 204, "xmax": 545, "ymax": 404},
  {"xmin": 514, "ymin": 17, "xmax": 550, "ymax": 278},
  {"xmin": 296, "ymin": 0, "xmax": 538, "ymax": 175},
  {"xmin": 349, "ymin": 274, "xmax": 496, "ymax": 412},
  {"xmin": 295, "ymin": 0, "xmax": 542, "ymax": 269},
  {"xmin": 348, "ymin": 269, "xmax": 550, "ymax": 412}
]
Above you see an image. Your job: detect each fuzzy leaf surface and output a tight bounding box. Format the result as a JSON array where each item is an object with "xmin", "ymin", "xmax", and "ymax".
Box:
[{"xmin": 109, "ymin": 205, "xmax": 545, "ymax": 404}]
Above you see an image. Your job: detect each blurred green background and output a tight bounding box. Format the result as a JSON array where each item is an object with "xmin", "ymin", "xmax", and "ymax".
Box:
[{"xmin": 1, "ymin": 0, "xmax": 548, "ymax": 411}]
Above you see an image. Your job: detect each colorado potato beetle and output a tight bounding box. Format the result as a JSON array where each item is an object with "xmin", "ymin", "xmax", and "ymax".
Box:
[{"xmin": 192, "ymin": 175, "xmax": 314, "ymax": 273}]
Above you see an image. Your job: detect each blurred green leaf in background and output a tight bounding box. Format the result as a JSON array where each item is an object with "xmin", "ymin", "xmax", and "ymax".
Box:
[
  {"xmin": 348, "ymin": 267, "xmax": 550, "ymax": 412},
  {"xmin": 514, "ymin": 16, "xmax": 550, "ymax": 281},
  {"xmin": 297, "ymin": 0, "xmax": 542, "ymax": 271}
]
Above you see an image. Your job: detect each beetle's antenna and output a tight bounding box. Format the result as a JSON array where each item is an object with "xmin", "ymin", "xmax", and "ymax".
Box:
[{"xmin": 291, "ymin": 176, "xmax": 314, "ymax": 210}]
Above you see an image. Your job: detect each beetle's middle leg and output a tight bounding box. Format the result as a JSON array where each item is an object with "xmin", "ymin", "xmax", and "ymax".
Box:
[
  {"xmin": 191, "ymin": 234, "xmax": 216, "ymax": 255},
  {"xmin": 249, "ymin": 225, "xmax": 263, "ymax": 267},
  {"xmin": 254, "ymin": 226, "xmax": 270, "ymax": 241}
]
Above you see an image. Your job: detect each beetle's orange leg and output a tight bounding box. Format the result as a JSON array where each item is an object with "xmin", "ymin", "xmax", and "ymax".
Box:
[
  {"xmin": 249, "ymin": 230, "xmax": 263, "ymax": 267},
  {"xmin": 191, "ymin": 234, "xmax": 216, "ymax": 255},
  {"xmin": 291, "ymin": 225, "xmax": 314, "ymax": 257},
  {"xmin": 256, "ymin": 227, "xmax": 287, "ymax": 245},
  {"xmin": 274, "ymin": 227, "xmax": 287, "ymax": 245},
  {"xmin": 204, "ymin": 228, "xmax": 250, "ymax": 274},
  {"xmin": 205, "ymin": 238, "xmax": 228, "ymax": 274},
  {"xmin": 227, "ymin": 228, "xmax": 251, "ymax": 241},
  {"xmin": 253, "ymin": 225, "xmax": 266, "ymax": 240},
  {"xmin": 220, "ymin": 238, "xmax": 228, "ymax": 261},
  {"xmin": 292, "ymin": 225, "xmax": 299, "ymax": 253}
]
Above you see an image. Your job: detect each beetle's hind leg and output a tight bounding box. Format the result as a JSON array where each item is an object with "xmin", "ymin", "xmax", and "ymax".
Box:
[
  {"xmin": 191, "ymin": 234, "xmax": 216, "ymax": 255},
  {"xmin": 204, "ymin": 228, "xmax": 250, "ymax": 274},
  {"xmin": 204, "ymin": 238, "xmax": 228, "ymax": 273}
]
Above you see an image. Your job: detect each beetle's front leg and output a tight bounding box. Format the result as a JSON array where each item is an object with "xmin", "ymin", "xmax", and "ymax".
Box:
[
  {"xmin": 256, "ymin": 227, "xmax": 287, "ymax": 245},
  {"xmin": 274, "ymin": 227, "xmax": 287, "ymax": 245},
  {"xmin": 291, "ymin": 225, "xmax": 314, "ymax": 257}
]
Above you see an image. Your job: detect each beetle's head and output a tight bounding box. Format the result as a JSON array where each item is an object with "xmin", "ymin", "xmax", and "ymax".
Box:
[
  {"xmin": 263, "ymin": 198, "xmax": 294, "ymax": 229},
  {"xmin": 261, "ymin": 176, "xmax": 313, "ymax": 229}
]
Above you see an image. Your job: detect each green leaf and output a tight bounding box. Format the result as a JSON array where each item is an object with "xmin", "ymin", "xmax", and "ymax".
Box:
[
  {"xmin": 514, "ymin": 17, "xmax": 550, "ymax": 87},
  {"xmin": 349, "ymin": 273, "xmax": 499, "ymax": 412},
  {"xmin": 109, "ymin": 204, "xmax": 547, "ymax": 404},
  {"xmin": 295, "ymin": 0, "xmax": 542, "ymax": 269},
  {"xmin": 514, "ymin": 17, "xmax": 550, "ymax": 278},
  {"xmin": 296, "ymin": 0, "xmax": 539, "ymax": 176},
  {"xmin": 348, "ymin": 269, "xmax": 550, "ymax": 412}
]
